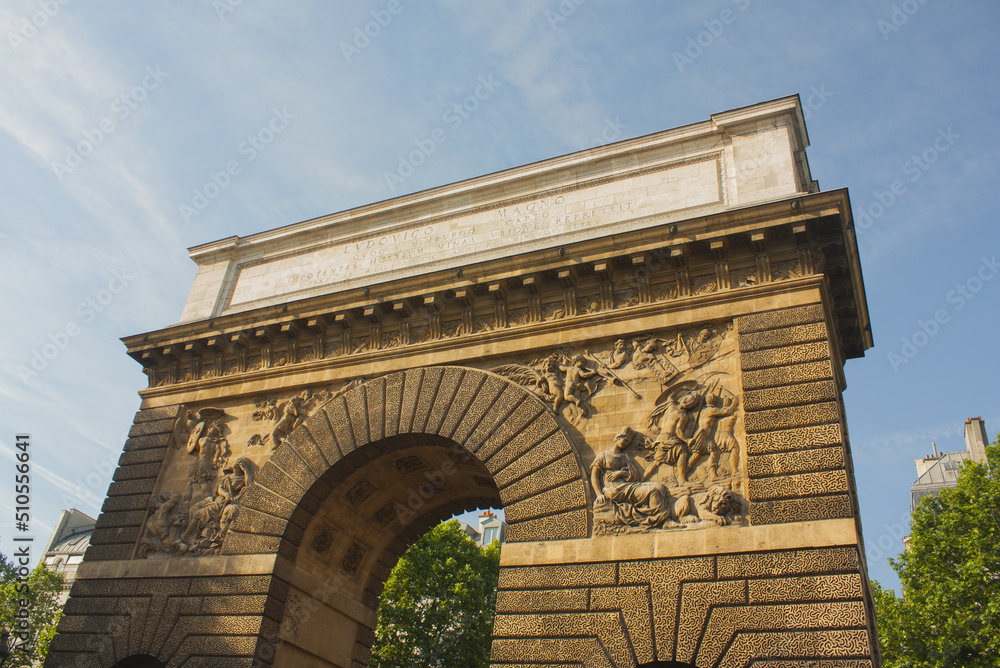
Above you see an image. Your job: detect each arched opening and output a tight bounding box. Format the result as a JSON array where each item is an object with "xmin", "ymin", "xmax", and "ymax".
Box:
[
  {"xmin": 223, "ymin": 367, "xmax": 590, "ymax": 667},
  {"xmin": 636, "ymin": 662, "xmax": 698, "ymax": 668},
  {"xmin": 271, "ymin": 435, "xmax": 506, "ymax": 666},
  {"xmin": 109, "ymin": 656, "xmax": 166, "ymax": 668}
]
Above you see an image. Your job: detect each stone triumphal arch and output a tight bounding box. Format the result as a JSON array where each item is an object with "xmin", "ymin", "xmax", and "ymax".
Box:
[{"xmin": 48, "ymin": 97, "xmax": 881, "ymax": 667}]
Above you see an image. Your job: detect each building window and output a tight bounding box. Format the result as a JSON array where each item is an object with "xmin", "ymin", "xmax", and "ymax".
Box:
[{"xmin": 484, "ymin": 528, "xmax": 497, "ymax": 544}]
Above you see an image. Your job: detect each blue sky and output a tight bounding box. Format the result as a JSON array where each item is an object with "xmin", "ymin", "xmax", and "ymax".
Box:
[{"xmin": 1, "ymin": 1, "xmax": 998, "ymax": 591}]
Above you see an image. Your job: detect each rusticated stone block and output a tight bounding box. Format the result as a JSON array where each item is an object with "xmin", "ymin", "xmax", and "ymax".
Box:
[
  {"xmin": 283, "ymin": 427, "xmax": 331, "ymax": 479},
  {"xmin": 364, "ymin": 376, "xmax": 387, "ymax": 442},
  {"xmin": 236, "ymin": 484, "xmax": 297, "ymax": 523},
  {"xmin": 397, "ymin": 368, "xmax": 424, "ymax": 434},
  {"xmin": 106, "ymin": 478, "xmax": 156, "ymax": 497},
  {"xmin": 737, "ymin": 304, "xmax": 825, "ymax": 333},
  {"xmin": 496, "ymin": 588, "xmax": 589, "ymax": 613},
  {"xmin": 83, "ymin": 544, "xmax": 132, "ymax": 561},
  {"xmin": 199, "ymin": 594, "xmax": 269, "ymax": 616},
  {"xmin": 70, "ymin": 577, "xmax": 139, "ymax": 598},
  {"xmin": 750, "ymin": 661, "xmax": 872, "ymax": 668},
  {"xmin": 96, "ymin": 510, "xmax": 146, "ymax": 529},
  {"xmin": 382, "ymin": 371, "xmax": 405, "ymax": 439},
  {"xmin": 111, "ymin": 461, "xmax": 161, "ymax": 481},
  {"xmin": 463, "ymin": 388, "xmax": 526, "ymax": 455},
  {"xmin": 748, "ymin": 573, "xmax": 864, "ymax": 603},
  {"xmin": 324, "ymin": 396, "xmax": 357, "ymax": 454},
  {"xmin": 618, "ymin": 557, "xmax": 715, "ymax": 660},
  {"xmin": 426, "ymin": 366, "xmax": 464, "ymax": 434},
  {"xmin": 743, "ymin": 402, "xmax": 840, "ymax": 433},
  {"xmin": 118, "ymin": 448, "xmax": 167, "ymax": 466},
  {"xmin": 344, "ymin": 383, "xmax": 371, "ymax": 446},
  {"xmin": 718, "ymin": 547, "xmax": 860, "ymax": 579},
  {"xmin": 746, "ymin": 423, "xmax": 843, "ymax": 455},
  {"xmin": 743, "ymin": 380, "xmax": 838, "ymax": 411},
  {"xmin": 101, "ymin": 493, "xmax": 151, "ymax": 513},
  {"xmin": 133, "ymin": 405, "xmax": 182, "ymax": 423},
  {"xmin": 493, "ymin": 612, "xmax": 633, "ymax": 667},
  {"xmin": 739, "ymin": 322, "xmax": 828, "ymax": 352},
  {"xmin": 676, "ymin": 580, "xmax": 746, "ymax": 663},
  {"xmin": 89, "ymin": 526, "xmax": 140, "ymax": 546},
  {"xmin": 128, "ymin": 418, "xmax": 176, "ymax": 438},
  {"xmin": 438, "ymin": 370, "xmax": 486, "ymax": 439},
  {"xmin": 255, "ymin": 461, "xmax": 306, "ymax": 505},
  {"xmin": 697, "ymin": 603, "xmax": 867, "ymax": 667},
  {"xmin": 123, "ymin": 433, "xmax": 172, "ymax": 452},
  {"xmin": 741, "ymin": 341, "xmax": 830, "ymax": 371},
  {"xmin": 751, "ymin": 494, "xmax": 854, "ymax": 525},
  {"xmin": 741, "ymin": 359, "xmax": 834, "ymax": 390},
  {"xmin": 747, "ymin": 470, "xmax": 849, "ymax": 500},
  {"xmin": 499, "ymin": 563, "xmax": 615, "ymax": 590},
  {"xmin": 476, "ymin": 397, "xmax": 547, "ymax": 464},
  {"xmin": 747, "ymin": 445, "xmax": 845, "ymax": 477},
  {"xmin": 486, "ymin": 422, "xmax": 563, "ymax": 479},
  {"xmin": 500, "ymin": 453, "xmax": 581, "ymax": 504},
  {"xmin": 504, "ymin": 480, "xmax": 587, "ymax": 523},
  {"xmin": 268, "ymin": 444, "xmax": 319, "ymax": 495},
  {"xmin": 189, "ymin": 575, "xmax": 273, "ymax": 596},
  {"xmin": 451, "ymin": 375, "xmax": 507, "ymax": 445},
  {"xmin": 234, "ymin": 506, "xmax": 289, "ymax": 538},
  {"xmin": 411, "ymin": 366, "xmax": 444, "ymax": 433},
  {"xmin": 221, "ymin": 531, "xmax": 282, "ymax": 556},
  {"xmin": 505, "ymin": 508, "xmax": 588, "ymax": 542},
  {"xmin": 491, "ymin": 638, "xmax": 614, "ymax": 668}
]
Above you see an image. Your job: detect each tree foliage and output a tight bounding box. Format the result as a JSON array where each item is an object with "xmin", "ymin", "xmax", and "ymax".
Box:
[
  {"xmin": 371, "ymin": 520, "xmax": 501, "ymax": 668},
  {"xmin": 874, "ymin": 440, "xmax": 1000, "ymax": 667},
  {"xmin": 0, "ymin": 553, "xmax": 65, "ymax": 666}
]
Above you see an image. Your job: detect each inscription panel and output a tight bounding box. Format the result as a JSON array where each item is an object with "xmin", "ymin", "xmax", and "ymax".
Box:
[{"xmin": 228, "ymin": 158, "xmax": 722, "ymax": 307}]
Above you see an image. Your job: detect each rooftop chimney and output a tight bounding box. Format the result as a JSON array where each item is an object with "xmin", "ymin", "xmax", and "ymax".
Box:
[{"xmin": 965, "ymin": 417, "xmax": 988, "ymax": 463}]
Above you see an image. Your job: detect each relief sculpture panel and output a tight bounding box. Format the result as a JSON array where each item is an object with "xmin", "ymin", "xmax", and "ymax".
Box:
[
  {"xmin": 493, "ymin": 322, "xmax": 748, "ymax": 536},
  {"xmin": 137, "ymin": 385, "xmax": 341, "ymax": 557}
]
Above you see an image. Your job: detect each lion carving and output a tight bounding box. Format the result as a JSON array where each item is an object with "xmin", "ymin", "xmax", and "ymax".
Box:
[{"xmin": 675, "ymin": 486, "xmax": 741, "ymax": 526}]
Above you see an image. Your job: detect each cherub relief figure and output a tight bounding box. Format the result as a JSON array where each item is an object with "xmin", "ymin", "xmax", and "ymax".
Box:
[
  {"xmin": 534, "ymin": 356, "xmax": 566, "ymax": 412},
  {"xmin": 492, "ymin": 353, "xmax": 607, "ymax": 420},
  {"xmin": 560, "ymin": 355, "xmax": 598, "ymax": 417},
  {"xmin": 590, "ymin": 427, "xmax": 678, "ymax": 528},
  {"xmin": 270, "ymin": 389, "xmax": 313, "ymax": 449}
]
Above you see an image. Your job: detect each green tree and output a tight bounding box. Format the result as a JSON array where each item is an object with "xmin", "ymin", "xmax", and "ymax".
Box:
[
  {"xmin": 0, "ymin": 554, "xmax": 65, "ymax": 666},
  {"xmin": 873, "ymin": 440, "xmax": 1000, "ymax": 667},
  {"xmin": 372, "ymin": 519, "xmax": 501, "ymax": 668}
]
